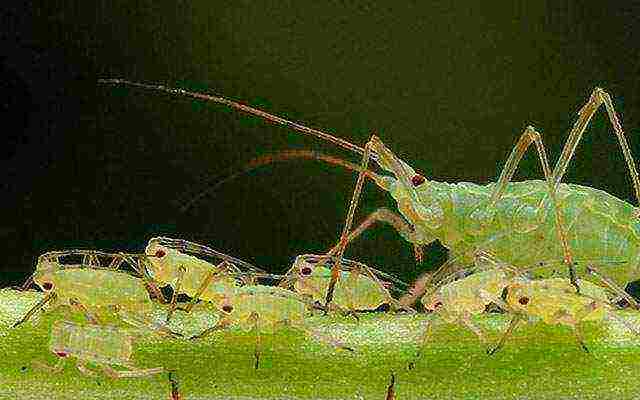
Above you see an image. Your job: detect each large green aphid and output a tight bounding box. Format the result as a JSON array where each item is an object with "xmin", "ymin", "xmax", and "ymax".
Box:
[
  {"xmin": 284, "ymin": 254, "xmax": 409, "ymax": 313},
  {"xmin": 99, "ymin": 80, "xmax": 640, "ymax": 305},
  {"xmin": 192, "ymin": 284, "xmax": 354, "ymax": 369},
  {"xmin": 38, "ymin": 320, "xmax": 165, "ymax": 379}
]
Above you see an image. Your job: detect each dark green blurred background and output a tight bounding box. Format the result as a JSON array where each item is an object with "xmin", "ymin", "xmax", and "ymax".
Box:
[{"xmin": 2, "ymin": 2, "xmax": 640, "ymax": 287}]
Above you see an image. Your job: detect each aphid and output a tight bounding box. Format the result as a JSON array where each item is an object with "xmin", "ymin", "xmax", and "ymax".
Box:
[
  {"xmin": 191, "ymin": 284, "xmax": 354, "ymax": 369},
  {"xmin": 144, "ymin": 237, "xmax": 271, "ymax": 321},
  {"xmin": 168, "ymin": 371, "xmax": 183, "ymax": 400},
  {"xmin": 99, "ymin": 80, "xmax": 640, "ymax": 308},
  {"xmin": 283, "ymin": 254, "xmax": 410, "ymax": 313},
  {"xmin": 14, "ymin": 258, "xmax": 177, "ymax": 336},
  {"xmin": 36, "ymin": 320, "xmax": 164, "ymax": 378},
  {"xmin": 487, "ymin": 271, "xmax": 639, "ymax": 355}
]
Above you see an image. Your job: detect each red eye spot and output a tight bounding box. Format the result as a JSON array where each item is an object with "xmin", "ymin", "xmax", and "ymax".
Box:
[
  {"xmin": 155, "ymin": 249, "xmax": 166, "ymax": 258},
  {"xmin": 300, "ymin": 267, "xmax": 312, "ymax": 276},
  {"xmin": 411, "ymin": 174, "xmax": 426, "ymax": 187},
  {"xmin": 222, "ymin": 305, "xmax": 233, "ymax": 313},
  {"xmin": 55, "ymin": 352, "xmax": 68, "ymax": 358},
  {"xmin": 42, "ymin": 282, "xmax": 53, "ymax": 291},
  {"xmin": 519, "ymin": 296, "xmax": 530, "ymax": 305}
]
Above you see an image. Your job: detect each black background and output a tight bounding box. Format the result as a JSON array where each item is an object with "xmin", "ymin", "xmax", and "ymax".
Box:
[{"xmin": 2, "ymin": 2, "xmax": 640, "ymax": 287}]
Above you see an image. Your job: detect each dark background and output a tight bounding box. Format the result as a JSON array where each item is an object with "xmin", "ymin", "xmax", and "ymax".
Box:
[{"xmin": 2, "ymin": 2, "xmax": 640, "ymax": 287}]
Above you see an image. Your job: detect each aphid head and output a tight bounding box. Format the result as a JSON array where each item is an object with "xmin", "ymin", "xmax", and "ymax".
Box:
[
  {"xmin": 32, "ymin": 268, "xmax": 57, "ymax": 293},
  {"xmin": 144, "ymin": 242, "xmax": 173, "ymax": 284},
  {"xmin": 421, "ymin": 292, "xmax": 443, "ymax": 313}
]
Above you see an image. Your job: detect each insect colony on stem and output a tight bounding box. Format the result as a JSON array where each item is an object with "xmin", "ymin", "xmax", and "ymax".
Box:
[{"xmin": 7, "ymin": 79, "xmax": 640, "ymax": 398}]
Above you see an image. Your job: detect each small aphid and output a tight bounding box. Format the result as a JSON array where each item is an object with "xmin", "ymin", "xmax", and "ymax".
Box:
[
  {"xmin": 488, "ymin": 277, "xmax": 615, "ymax": 355},
  {"xmin": 283, "ymin": 254, "xmax": 410, "ymax": 314},
  {"xmin": 385, "ymin": 371, "xmax": 396, "ymax": 400},
  {"xmin": 14, "ymin": 258, "xmax": 178, "ymax": 337},
  {"xmin": 35, "ymin": 320, "xmax": 164, "ymax": 378},
  {"xmin": 144, "ymin": 237, "xmax": 269, "ymax": 322},
  {"xmin": 191, "ymin": 284, "xmax": 354, "ymax": 368}
]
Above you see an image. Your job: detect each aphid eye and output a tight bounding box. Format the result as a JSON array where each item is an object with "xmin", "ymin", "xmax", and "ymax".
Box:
[
  {"xmin": 222, "ymin": 305, "xmax": 233, "ymax": 313},
  {"xmin": 518, "ymin": 296, "xmax": 530, "ymax": 305},
  {"xmin": 300, "ymin": 267, "xmax": 313, "ymax": 276},
  {"xmin": 42, "ymin": 282, "xmax": 53, "ymax": 291},
  {"xmin": 411, "ymin": 174, "xmax": 426, "ymax": 187},
  {"xmin": 54, "ymin": 351, "xmax": 68, "ymax": 358},
  {"xmin": 155, "ymin": 249, "xmax": 166, "ymax": 258}
]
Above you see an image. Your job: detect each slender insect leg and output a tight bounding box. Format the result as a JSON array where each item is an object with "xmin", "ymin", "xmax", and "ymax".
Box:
[
  {"xmin": 325, "ymin": 207, "xmax": 424, "ymax": 262},
  {"xmin": 293, "ymin": 322, "xmax": 355, "ymax": 352},
  {"xmin": 101, "ymin": 365, "xmax": 165, "ymax": 379},
  {"xmin": 114, "ymin": 307, "xmax": 182, "ymax": 338},
  {"xmin": 180, "ymin": 270, "xmax": 217, "ymax": 314},
  {"xmin": 76, "ymin": 361, "xmax": 97, "ymax": 376},
  {"xmin": 385, "ymin": 371, "xmax": 396, "ymax": 400},
  {"xmin": 571, "ymin": 324, "xmax": 590, "ymax": 353},
  {"xmin": 32, "ymin": 357, "xmax": 66, "ymax": 373},
  {"xmin": 249, "ymin": 312, "xmax": 262, "ymax": 369},
  {"xmin": 459, "ymin": 313, "xmax": 487, "ymax": 343},
  {"xmin": 166, "ymin": 265, "xmax": 186, "ymax": 323},
  {"xmin": 551, "ymin": 88, "xmax": 640, "ymax": 207},
  {"xmin": 407, "ymin": 315, "xmax": 434, "ymax": 370},
  {"xmin": 12, "ymin": 292, "xmax": 56, "ymax": 328},
  {"xmin": 190, "ymin": 318, "xmax": 231, "ymax": 340},
  {"xmin": 586, "ymin": 265, "xmax": 640, "ymax": 310},
  {"xmin": 324, "ymin": 137, "xmax": 375, "ymax": 309},
  {"xmin": 487, "ymin": 315, "xmax": 521, "ymax": 355},
  {"xmin": 357, "ymin": 263, "xmax": 416, "ymax": 313},
  {"xmin": 69, "ymin": 298, "xmax": 102, "ymax": 324},
  {"xmin": 485, "ymin": 125, "xmax": 578, "ymax": 291}
]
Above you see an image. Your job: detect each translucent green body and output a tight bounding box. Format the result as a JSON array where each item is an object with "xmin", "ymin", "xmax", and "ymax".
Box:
[
  {"xmin": 389, "ymin": 179, "xmax": 640, "ymax": 284},
  {"xmin": 294, "ymin": 266, "xmax": 387, "ymax": 311},
  {"xmin": 49, "ymin": 320, "xmax": 134, "ymax": 366},
  {"xmin": 422, "ymin": 269, "xmax": 508, "ymax": 320},
  {"xmin": 34, "ymin": 267, "xmax": 152, "ymax": 314},
  {"xmin": 225, "ymin": 285, "xmax": 307, "ymax": 329},
  {"xmin": 506, "ymin": 278, "xmax": 609, "ymax": 325}
]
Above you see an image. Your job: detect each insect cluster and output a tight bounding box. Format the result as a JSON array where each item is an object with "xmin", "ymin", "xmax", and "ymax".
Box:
[{"xmin": 7, "ymin": 81, "xmax": 640, "ymax": 397}]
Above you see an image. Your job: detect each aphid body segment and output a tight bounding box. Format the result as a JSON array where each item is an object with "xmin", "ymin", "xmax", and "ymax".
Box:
[
  {"xmin": 44, "ymin": 320, "xmax": 164, "ymax": 378},
  {"xmin": 289, "ymin": 254, "xmax": 403, "ymax": 312}
]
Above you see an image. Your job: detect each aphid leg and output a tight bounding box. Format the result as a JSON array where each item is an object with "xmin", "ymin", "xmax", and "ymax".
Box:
[
  {"xmin": 168, "ymin": 371, "xmax": 182, "ymax": 400},
  {"xmin": 325, "ymin": 207, "xmax": 423, "ymax": 262},
  {"xmin": 180, "ymin": 270, "xmax": 217, "ymax": 314},
  {"xmin": 294, "ymin": 323, "xmax": 355, "ymax": 352},
  {"xmin": 76, "ymin": 361, "xmax": 97, "ymax": 376},
  {"xmin": 190, "ymin": 318, "xmax": 232, "ymax": 340},
  {"xmin": 32, "ymin": 356, "xmax": 66, "ymax": 373},
  {"xmin": 69, "ymin": 298, "xmax": 102, "ymax": 324},
  {"xmin": 324, "ymin": 137, "xmax": 375, "ymax": 309},
  {"xmin": 166, "ymin": 265, "xmax": 186, "ymax": 323},
  {"xmin": 487, "ymin": 315, "xmax": 521, "ymax": 355},
  {"xmin": 483, "ymin": 125, "xmax": 577, "ymax": 292},
  {"xmin": 571, "ymin": 324, "xmax": 590, "ymax": 353},
  {"xmin": 408, "ymin": 315, "xmax": 434, "ymax": 370},
  {"xmin": 114, "ymin": 307, "xmax": 183, "ymax": 338},
  {"xmin": 385, "ymin": 371, "xmax": 396, "ymax": 400},
  {"xmin": 249, "ymin": 312, "xmax": 262, "ymax": 369},
  {"xmin": 551, "ymin": 88, "xmax": 640, "ymax": 214},
  {"xmin": 459, "ymin": 313, "xmax": 487, "ymax": 343},
  {"xmin": 358, "ymin": 263, "xmax": 416, "ymax": 313},
  {"xmin": 586, "ymin": 265, "xmax": 640, "ymax": 310},
  {"xmin": 101, "ymin": 365, "xmax": 164, "ymax": 379},
  {"xmin": 12, "ymin": 292, "xmax": 57, "ymax": 328}
]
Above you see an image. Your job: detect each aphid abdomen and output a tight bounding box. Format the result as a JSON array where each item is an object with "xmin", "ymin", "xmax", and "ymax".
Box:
[{"xmin": 50, "ymin": 321, "xmax": 133, "ymax": 366}]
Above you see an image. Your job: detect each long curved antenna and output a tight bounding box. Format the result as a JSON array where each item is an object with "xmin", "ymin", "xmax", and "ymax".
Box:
[
  {"xmin": 98, "ymin": 79, "xmax": 368, "ymax": 157},
  {"xmin": 179, "ymin": 149, "xmax": 385, "ymax": 214}
]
